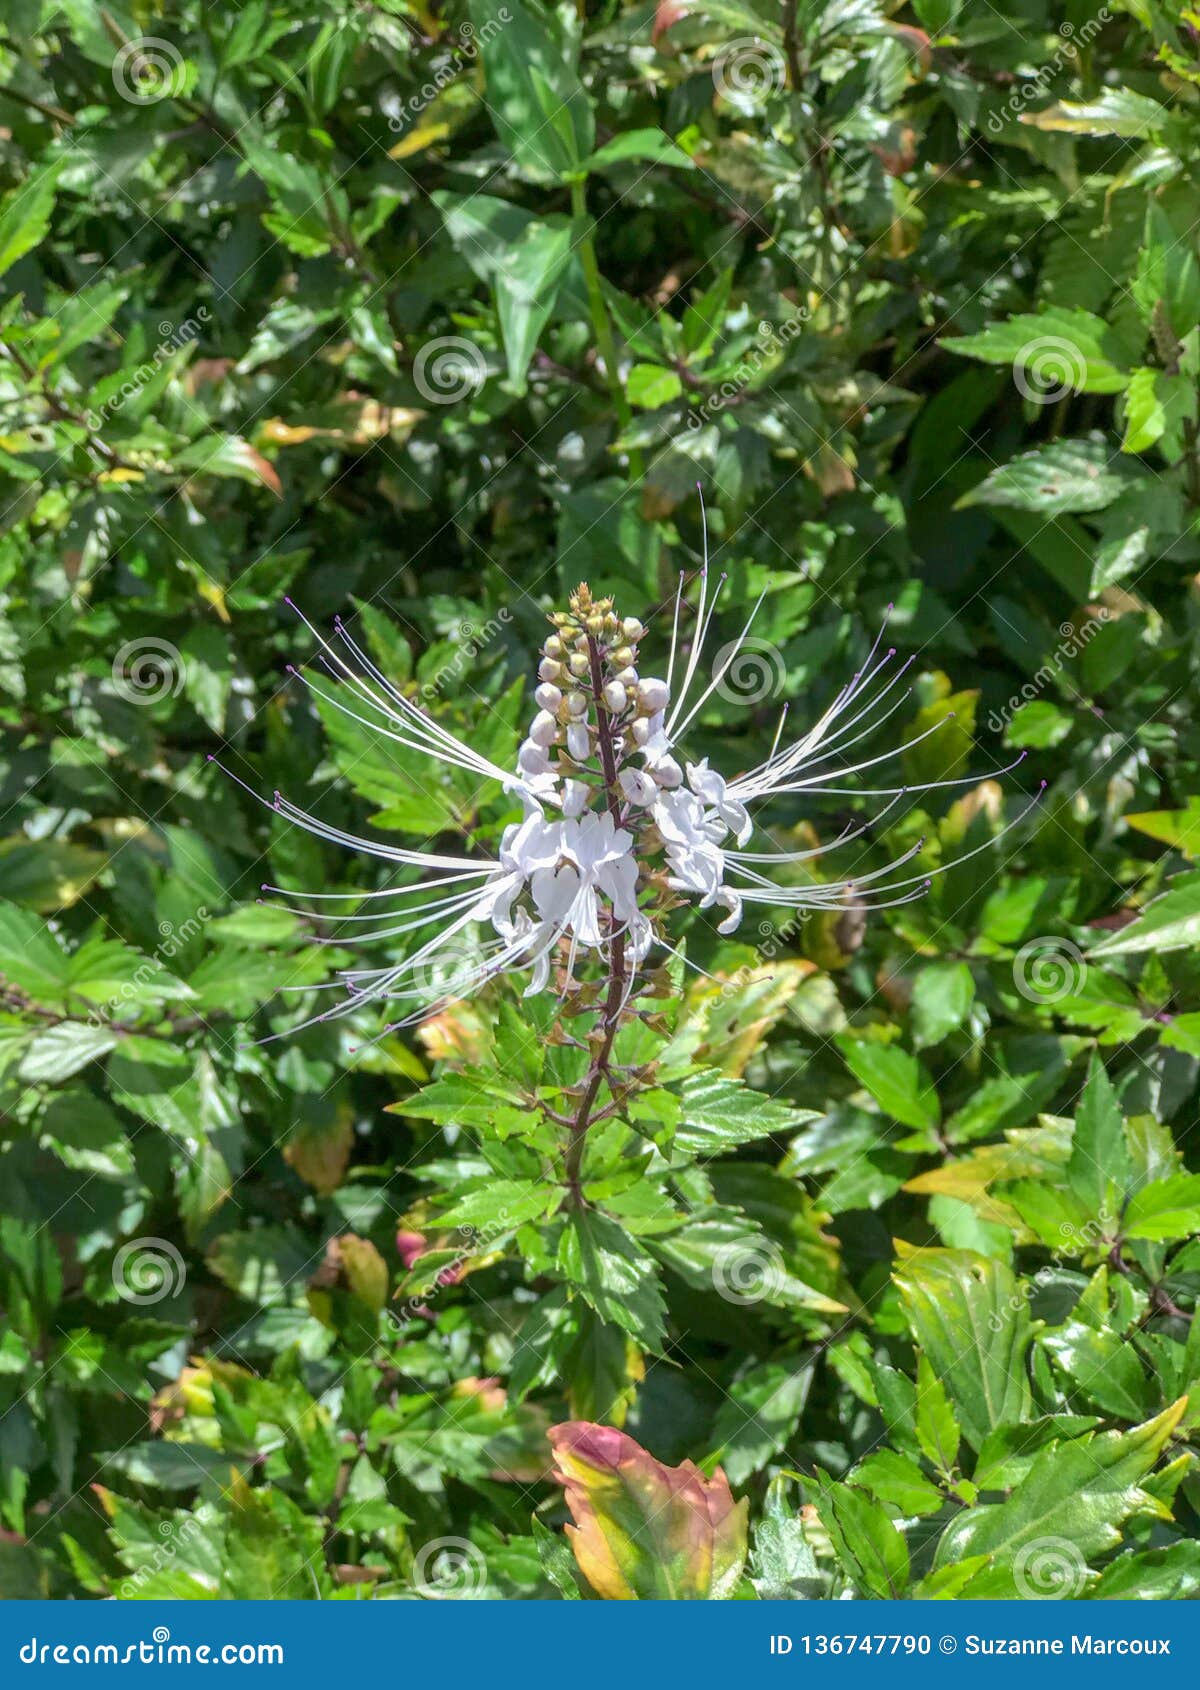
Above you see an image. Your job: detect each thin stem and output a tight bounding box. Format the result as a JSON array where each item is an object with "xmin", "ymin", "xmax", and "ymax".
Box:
[
  {"xmin": 569, "ymin": 178, "xmax": 644, "ymax": 480},
  {"xmin": 0, "ymin": 337, "xmax": 126, "ymax": 467},
  {"xmin": 563, "ymin": 931, "xmax": 628, "ymax": 1205}
]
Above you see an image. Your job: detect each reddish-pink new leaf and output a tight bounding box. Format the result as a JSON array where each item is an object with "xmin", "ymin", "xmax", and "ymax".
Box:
[{"xmin": 548, "ymin": 1421, "xmax": 748, "ymax": 1600}]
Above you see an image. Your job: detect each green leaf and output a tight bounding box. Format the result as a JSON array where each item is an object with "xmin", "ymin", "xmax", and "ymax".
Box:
[
  {"xmin": 437, "ymin": 1178, "xmax": 553, "ymax": 1232},
  {"xmin": 19, "ymin": 1022, "xmax": 118, "ymax": 1082},
  {"xmin": 1125, "ymin": 799, "xmax": 1200, "ymax": 859},
  {"xmin": 893, "ymin": 1245, "xmax": 1032, "ymax": 1451},
  {"xmin": 549, "ymin": 1421, "xmax": 747, "ymax": 1600},
  {"xmin": 1043, "ymin": 1315, "xmax": 1153, "ymax": 1421},
  {"xmin": 750, "ymin": 1480, "xmax": 823, "ymax": 1599},
  {"xmin": 531, "ymin": 1514, "xmax": 582, "ymax": 1598},
  {"xmin": 558, "ymin": 1210, "xmax": 666, "ymax": 1351},
  {"xmin": 467, "ymin": 0, "xmax": 594, "ymax": 183},
  {"xmin": 390, "ymin": 1073, "xmax": 529, "ymax": 1135},
  {"xmin": 494, "ymin": 216, "xmax": 573, "ymax": 392},
  {"xmin": 647, "ymin": 1214, "xmax": 847, "ymax": 1314},
  {"xmin": 852, "ymin": 1449, "xmax": 945, "ymax": 1517},
  {"xmin": 837, "ymin": 1037, "xmax": 940, "ymax": 1134},
  {"xmin": 0, "ymin": 160, "xmax": 63, "ymax": 279},
  {"xmin": 1123, "ymin": 1174, "xmax": 1200, "ymax": 1242},
  {"xmin": 1066, "ymin": 1055, "xmax": 1133, "ymax": 1223},
  {"xmin": 957, "ymin": 440, "xmax": 1134, "ymax": 517},
  {"xmin": 180, "ymin": 624, "xmax": 233, "ymax": 733},
  {"xmin": 1088, "ymin": 1543, "xmax": 1200, "ymax": 1601},
  {"xmin": 175, "ymin": 435, "xmax": 281, "ymax": 495},
  {"xmin": 812, "ymin": 1469, "xmax": 910, "ymax": 1598},
  {"xmin": 911, "ymin": 961, "xmax": 975, "ymax": 1050},
  {"xmin": 706, "ymin": 1359, "xmax": 812, "ymax": 1487},
  {"xmin": 946, "ymin": 309, "xmax": 1129, "ymax": 395},
  {"xmin": 585, "ymin": 129, "xmax": 694, "ymax": 173},
  {"xmin": 936, "ymin": 1402, "xmax": 1185, "ymax": 1597},
  {"xmin": 676, "ymin": 1071, "xmax": 818, "ymax": 1155},
  {"xmin": 1120, "ymin": 367, "xmax": 1195, "ymax": 457},
  {"xmin": 626, "ymin": 364, "xmax": 684, "ymax": 409},
  {"xmin": 0, "ymin": 901, "xmax": 70, "ymax": 1001},
  {"xmin": 1089, "ymin": 873, "xmax": 1200, "ymax": 958},
  {"xmin": 1021, "ymin": 90, "xmax": 1165, "ymax": 138},
  {"xmin": 1133, "ymin": 202, "xmax": 1200, "ymax": 341},
  {"xmin": 915, "ymin": 1352, "xmax": 961, "ymax": 1476}
]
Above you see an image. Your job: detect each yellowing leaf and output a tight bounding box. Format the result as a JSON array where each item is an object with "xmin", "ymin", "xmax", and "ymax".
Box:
[
  {"xmin": 283, "ymin": 1109, "xmax": 353, "ymax": 1194},
  {"xmin": 549, "ymin": 1421, "xmax": 748, "ymax": 1600},
  {"xmin": 1126, "ymin": 800, "xmax": 1200, "ymax": 859},
  {"xmin": 389, "ymin": 120, "xmax": 451, "ymax": 159},
  {"xmin": 684, "ymin": 959, "xmax": 815, "ymax": 1076}
]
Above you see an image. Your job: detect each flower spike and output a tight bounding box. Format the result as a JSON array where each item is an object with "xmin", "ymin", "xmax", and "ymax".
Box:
[{"xmin": 219, "ymin": 546, "xmax": 1030, "ymax": 1037}]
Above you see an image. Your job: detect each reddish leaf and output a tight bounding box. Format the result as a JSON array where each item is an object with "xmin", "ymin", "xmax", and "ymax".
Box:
[{"xmin": 549, "ymin": 1421, "xmax": 748, "ymax": 1599}]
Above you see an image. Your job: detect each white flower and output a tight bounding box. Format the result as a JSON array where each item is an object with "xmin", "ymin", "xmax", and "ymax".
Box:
[
  {"xmin": 686, "ymin": 758, "xmax": 751, "ymax": 845},
  {"xmin": 218, "ymin": 566, "xmax": 1027, "ymax": 1038}
]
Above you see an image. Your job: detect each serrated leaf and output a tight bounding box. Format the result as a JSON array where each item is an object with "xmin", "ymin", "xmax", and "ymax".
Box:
[
  {"xmin": 837, "ymin": 1037, "xmax": 940, "ymax": 1134},
  {"xmin": 936, "ymin": 1402, "xmax": 1186, "ymax": 1596},
  {"xmin": 894, "ymin": 1245, "xmax": 1032, "ymax": 1451},
  {"xmin": 558, "ymin": 1211, "xmax": 666, "ymax": 1352},
  {"xmin": 957, "ymin": 440, "xmax": 1134, "ymax": 517}
]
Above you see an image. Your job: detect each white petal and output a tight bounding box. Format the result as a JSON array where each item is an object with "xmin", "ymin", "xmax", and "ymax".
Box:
[
  {"xmin": 530, "ymin": 709, "xmax": 559, "ymax": 747},
  {"xmin": 562, "ymin": 778, "xmax": 589, "ymax": 818},
  {"xmin": 619, "ymin": 768, "xmax": 656, "ymax": 806},
  {"xmin": 637, "ymin": 677, "xmax": 670, "ymax": 713},
  {"xmin": 716, "ymin": 888, "xmax": 744, "ymax": 934}
]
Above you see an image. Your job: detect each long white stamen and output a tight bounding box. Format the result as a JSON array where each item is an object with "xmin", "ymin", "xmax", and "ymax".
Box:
[{"xmin": 668, "ymin": 588, "xmax": 767, "ymax": 739}]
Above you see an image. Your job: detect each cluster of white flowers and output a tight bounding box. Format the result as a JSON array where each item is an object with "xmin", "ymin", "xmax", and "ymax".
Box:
[{"xmin": 214, "ymin": 561, "xmax": 1028, "ymax": 1037}]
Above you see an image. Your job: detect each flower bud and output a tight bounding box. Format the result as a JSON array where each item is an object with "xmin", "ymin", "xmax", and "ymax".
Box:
[
  {"xmin": 622, "ymin": 617, "xmax": 644, "ymax": 642},
  {"xmin": 566, "ymin": 721, "xmax": 590, "ymax": 761},
  {"xmin": 619, "ymin": 768, "xmax": 656, "ymax": 806},
  {"xmin": 545, "ymin": 636, "xmax": 564, "ymax": 659},
  {"xmin": 637, "ymin": 677, "xmax": 670, "ymax": 713},
  {"xmin": 530, "ymin": 709, "xmax": 558, "ymax": 747},
  {"xmin": 631, "ymin": 717, "xmax": 652, "ymax": 747},
  {"xmin": 538, "ymin": 657, "xmax": 562, "ymax": 682},
  {"xmin": 518, "ymin": 738, "xmax": 550, "ymax": 775},
  {"xmin": 568, "ymin": 651, "xmax": 590, "ymax": 678},
  {"xmin": 535, "ymin": 682, "xmax": 562, "ymax": 712},
  {"xmin": 566, "ymin": 691, "xmax": 588, "ymax": 717},
  {"xmin": 562, "ymin": 779, "xmax": 588, "ymax": 818},
  {"xmin": 603, "ymin": 681, "xmax": 627, "ymax": 713},
  {"xmin": 612, "ymin": 645, "xmax": 634, "ymax": 668},
  {"xmin": 616, "ymin": 666, "xmax": 638, "ymax": 687},
  {"xmin": 653, "ymin": 754, "xmax": 683, "ymax": 788}
]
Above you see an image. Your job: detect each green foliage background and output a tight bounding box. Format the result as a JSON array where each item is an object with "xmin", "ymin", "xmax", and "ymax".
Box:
[{"xmin": 1, "ymin": 0, "xmax": 1200, "ymax": 1600}]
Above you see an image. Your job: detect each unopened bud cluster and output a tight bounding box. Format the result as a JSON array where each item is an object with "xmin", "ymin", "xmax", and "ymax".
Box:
[{"xmin": 518, "ymin": 582, "xmax": 663, "ymax": 814}]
